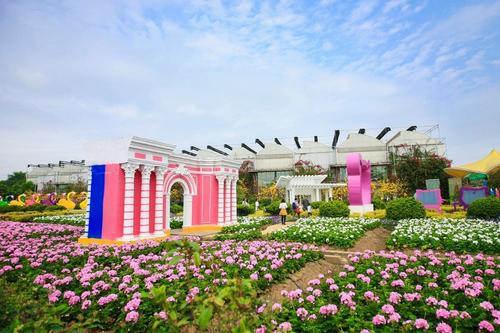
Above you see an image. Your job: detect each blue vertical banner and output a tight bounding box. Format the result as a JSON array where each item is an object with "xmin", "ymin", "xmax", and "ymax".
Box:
[{"xmin": 88, "ymin": 165, "xmax": 105, "ymax": 238}]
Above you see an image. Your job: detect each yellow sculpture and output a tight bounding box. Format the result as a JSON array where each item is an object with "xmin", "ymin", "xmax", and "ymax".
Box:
[
  {"xmin": 79, "ymin": 192, "xmax": 88, "ymax": 210},
  {"xmin": 9, "ymin": 194, "xmax": 26, "ymax": 206},
  {"xmin": 57, "ymin": 192, "xmax": 76, "ymax": 210}
]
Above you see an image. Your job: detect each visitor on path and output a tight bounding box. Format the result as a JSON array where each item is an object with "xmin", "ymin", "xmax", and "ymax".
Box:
[
  {"xmin": 307, "ymin": 203, "xmax": 312, "ymax": 216},
  {"xmin": 279, "ymin": 199, "xmax": 288, "ymax": 225},
  {"xmin": 255, "ymin": 200, "xmax": 259, "ymax": 211}
]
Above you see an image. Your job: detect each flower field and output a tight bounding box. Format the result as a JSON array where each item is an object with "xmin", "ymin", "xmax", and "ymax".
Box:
[
  {"xmin": 215, "ymin": 217, "xmax": 272, "ymax": 241},
  {"xmin": 268, "ymin": 217, "xmax": 381, "ymax": 247},
  {"xmin": 263, "ymin": 250, "xmax": 500, "ymax": 332},
  {"xmin": 0, "ymin": 221, "xmax": 321, "ymax": 331},
  {"xmin": 387, "ymin": 218, "xmax": 500, "ymax": 254}
]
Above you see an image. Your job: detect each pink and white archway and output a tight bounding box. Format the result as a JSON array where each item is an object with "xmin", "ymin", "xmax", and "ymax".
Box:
[{"xmin": 79, "ymin": 137, "xmax": 240, "ymax": 244}]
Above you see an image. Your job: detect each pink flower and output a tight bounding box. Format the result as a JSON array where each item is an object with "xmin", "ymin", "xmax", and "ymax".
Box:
[
  {"xmin": 389, "ymin": 292, "xmax": 402, "ymax": 304},
  {"xmin": 381, "ymin": 304, "xmax": 395, "ymax": 314},
  {"xmin": 480, "ymin": 301, "xmax": 494, "ymax": 311},
  {"xmin": 479, "ymin": 320, "xmax": 495, "ymax": 332},
  {"xmin": 414, "ymin": 318, "xmax": 429, "ymax": 330},
  {"xmin": 250, "ymin": 273, "xmax": 258, "ymax": 280},
  {"xmin": 436, "ymin": 322, "xmax": 452, "ymax": 333},
  {"xmin": 255, "ymin": 326, "xmax": 266, "ymax": 333},
  {"xmin": 296, "ymin": 308, "xmax": 308, "ymax": 320},
  {"xmin": 278, "ymin": 322, "xmax": 292, "ymax": 332},
  {"xmin": 306, "ymin": 295, "xmax": 315, "ymax": 303},
  {"xmin": 155, "ymin": 311, "xmax": 167, "ymax": 320},
  {"xmin": 272, "ymin": 303, "xmax": 282, "ymax": 312},
  {"xmin": 319, "ymin": 304, "xmax": 338, "ymax": 316},
  {"xmin": 125, "ymin": 311, "xmax": 139, "ymax": 323},
  {"xmin": 372, "ymin": 314, "xmax": 386, "ymax": 326},
  {"xmin": 81, "ymin": 299, "xmax": 91, "ymax": 310}
]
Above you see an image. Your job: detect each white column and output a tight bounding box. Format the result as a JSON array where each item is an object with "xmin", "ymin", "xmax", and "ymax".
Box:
[
  {"xmin": 140, "ymin": 165, "xmax": 154, "ymax": 236},
  {"xmin": 216, "ymin": 175, "xmax": 226, "ymax": 225},
  {"xmin": 225, "ymin": 176, "xmax": 231, "ymax": 224},
  {"xmin": 165, "ymin": 194, "xmax": 171, "ymax": 230},
  {"xmin": 84, "ymin": 168, "xmax": 92, "ymax": 237},
  {"xmin": 316, "ymin": 188, "xmax": 320, "ymax": 202},
  {"xmin": 154, "ymin": 167, "xmax": 165, "ymax": 235},
  {"xmin": 231, "ymin": 177, "xmax": 238, "ymax": 223},
  {"xmin": 183, "ymin": 194, "xmax": 193, "ymax": 228},
  {"xmin": 121, "ymin": 163, "xmax": 138, "ymax": 240}
]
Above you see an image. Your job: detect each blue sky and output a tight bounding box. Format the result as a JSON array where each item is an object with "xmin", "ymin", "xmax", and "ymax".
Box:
[{"xmin": 0, "ymin": 0, "xmax": 499, "ymax": 178}]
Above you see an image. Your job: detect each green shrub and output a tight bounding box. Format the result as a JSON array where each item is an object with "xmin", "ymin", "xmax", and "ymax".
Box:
[
  {"xmin": 259, "ymin": 198, "xmax": 272, "ymax": 207},
  {"xmin": 237, "ymin": 204, "xmax": 254, "ymax": 216},
  {"xmin": 45, "ymin": 205, "xmax": 65, "ymax": 211},
  {"xmin": 319, "ymin": 201, "xmax": 350, "ymax": 217},
  {"xmin": 386, "ymin": 197, "xmax": 425, "ymax": 221},
  {"xmin": 170, "ymin": 204, "xmax": 183, "ymax": 214},
  {"xmin": 170, "ymin": 218, "xmax": 183, "ymax": 229},
  {"xmin": 311, "ymin": 201, "xmax": 325, "ymax": 209},
  {"xmin": 265, "ymin": 201, "xmax": 291, "ymax": 215},
  {"xmin": 372, "ymin": 197, "xmax": 386, "ymax": 210},
  {"xmin": 0, "ymin": 205, "xmax": 20, "ymax": 213},
  {"xmin": 467, "ymin": 197, "xmax": 500, "ymax": 220},
  {"xmin": 22, "ymin": 204, "xmax": 46, "ymax": 212}
]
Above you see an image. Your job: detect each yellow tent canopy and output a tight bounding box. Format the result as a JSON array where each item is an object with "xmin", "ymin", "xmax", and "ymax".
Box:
[{"xmin": 444, "ymin": 149, "xmax": 500, "ymax": 178}]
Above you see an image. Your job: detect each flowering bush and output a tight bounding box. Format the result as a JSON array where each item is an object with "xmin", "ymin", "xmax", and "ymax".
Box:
[
  {"xmin": 264, "ymin": 250, "xmax": 499, "ymax": 332},
  {"xmin": 32, "ymin": 214, "xmax": 86, "ymax": 226},
  {"xmin": 214, "ymin": 217, "xmax": 272, "ymax": 241},
  {"xmin": 170, "ymin": 216, "xmax": 183, "ymax": 229},
  {"xmin": 268, "ymin": 217, "xmax": 381, "ymax": 247},
  {"xmin": 387, "ymin": 218, "xmax": 500, "ymax": 254},
  {"xmin": 0, "ymin": 221, "xmax": 321, "ymax": 331}
]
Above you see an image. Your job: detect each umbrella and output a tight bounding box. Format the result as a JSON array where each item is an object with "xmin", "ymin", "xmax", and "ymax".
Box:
[{"xmin": 444, "ymin": 149, "xmax": 500, "ymax": 178}]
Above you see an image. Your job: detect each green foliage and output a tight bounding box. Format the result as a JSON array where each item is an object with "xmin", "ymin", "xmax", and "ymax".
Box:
[
  {"xmin": 0, "ymin": 171, "xmax": 35, "ymax": 197},
  {"xmin": 45, "ymin": 205, "xmax": 65, "ymax": 211},
  {"xmin": 385, "ymin": 197, "xmax": 426, "ymax": 221},
  {"xmin": 41, "ymin": 182, "xmax": 56, "ymax": 194},
  {"xmin": 264, "ymin": 201, "xmax": 290, "ymax": 215},
  {"xmin": 310, "ymin": 201, "xmax": 325, "ymax": 209},
  {"xmin": 318, "ymin": 201, "xmax": 349, "ymax": 217},
  {"xmin": 392, "ymin": 146, "xmax": 451, "ymax": 198},
  {"xmin": 466, "ymin": 196, "xmax": 500, "ymax": 220},
  {"xmin": 237, "ymin": 204, "xmax": 254, "ymax": 216},
  {"xmin": 170, "ymin": 204, "xmax": 183, "ymax": 214},
  {"xmin": 372, "ymin": 197, "xmax": 386, "ymax": 210},
  {"xmin": 170, "ymin": 217, "xmax": 183, "ymax": 229}
]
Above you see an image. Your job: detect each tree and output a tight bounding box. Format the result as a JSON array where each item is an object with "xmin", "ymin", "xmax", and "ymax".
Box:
[
  {"xmin": 294, "ymin": 160, "xmax": 326, "ymax": 175},
  {"xmin": 65, "ymin": 180, "xmax": 88, "ymax": 193},
  {"xmin": 0, "ymin": 171, "xmax": 35, "ymax": 197},
  {"xmin": 391, "ymin": 146, "xmax": 452, "ymax": 198}
]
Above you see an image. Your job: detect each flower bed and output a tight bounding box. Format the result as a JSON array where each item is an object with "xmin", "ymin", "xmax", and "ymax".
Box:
[
  {"xmin": 0, "ymin": 221, "xmax": 321, "ymax": 331},
  {"xmin": 387, "ymin": 219, "xmax": 500, "ymax": 254},
  {"xmin": 268, "ymin": 217, "xmax": 381, "ymax": 247},
  {"xmin": 214, "ymin": 217, "xmax": 273, "ymax": 241},
  {"xmin": 32, "ymin": 214, "xmax": 86, "ymax": 226},
  {"xmin": 264, "ymin": 250, "xmax": 500, "ymax": 332}
]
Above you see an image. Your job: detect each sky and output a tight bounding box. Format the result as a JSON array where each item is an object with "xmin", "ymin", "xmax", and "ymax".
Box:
[{"xmin": 0, "ymin": 0, "xmax": 499, "ymax": 179}]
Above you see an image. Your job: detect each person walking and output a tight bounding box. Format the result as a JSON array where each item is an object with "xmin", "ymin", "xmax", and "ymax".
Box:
[
  {"xmin": 279, "ymin": 199, "xmax": 288, "ymax": 225},
  {"xmin": 255, "ymin": 200, "xmax": 260, "ymax": 212}
]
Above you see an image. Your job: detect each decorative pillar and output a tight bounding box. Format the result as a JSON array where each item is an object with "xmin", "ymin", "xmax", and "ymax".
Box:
[
  {"xmin": 316, "ymin": 188, "xmax": 320, "ymax": 202},
  {"xmin": 216, "ymin": 175, "xmax": 226, "ymax": 225},
  {"xmin": 231, "ymin": 177, "xmax": 237, "ymax": 223},
  {"xmin": 225, "ymin": 176, "xmax": 231, "ymax": 224},
  {"xmin": 164, "ymin": 193, "xmax": 171, "ymax": 230},
  {"xmin": 84, "ymin": 168, "xmax": 92, "ymax": 237},
  {"xmin": 183, "ymin": 194, "xmax": 193, "ymax": 228},
  {"xmin": 121, "ymin": 163, "xmax": 138, "ymax": 240},
  {"xmin": 140, "ymin": 165, "xmax": 154, "ymax": 236},
  {"xmin": 154, "ymin": 167, "xmax": 165, "ymax": 235}
]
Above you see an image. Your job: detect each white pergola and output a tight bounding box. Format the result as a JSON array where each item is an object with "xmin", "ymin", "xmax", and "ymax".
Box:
[{"xmin": 276, "ymin": 175, "xmax": 346, "ymax": 203}]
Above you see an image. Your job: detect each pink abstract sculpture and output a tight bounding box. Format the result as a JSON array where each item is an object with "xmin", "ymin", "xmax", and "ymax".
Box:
[{"xmin": 346, "ymin": 153, "xmax": 373, "ymax": 214}]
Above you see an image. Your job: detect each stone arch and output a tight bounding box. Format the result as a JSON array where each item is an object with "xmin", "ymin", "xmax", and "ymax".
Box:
[{"xmin": 163, "ymin": 171, "xmax": 198, "ymax": 230}]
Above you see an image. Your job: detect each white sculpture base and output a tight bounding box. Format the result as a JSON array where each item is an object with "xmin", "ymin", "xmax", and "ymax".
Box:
[{"xmin": 349, "ymin": 204, "xmax": 374, "ymax": 216}]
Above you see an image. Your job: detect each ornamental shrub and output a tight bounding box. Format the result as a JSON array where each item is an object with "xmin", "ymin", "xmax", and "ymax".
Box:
[
  {"xmin": 237, "ymin": 204, "xmax": 254, "ymax": 216},
  {"xmin": 319, "ymin": 201, "xmax": 349, "ymax": 217},
  {"xmin": 385, "ymin": 197, "xmax": 425, "ymax": 220},
  {"xmin": 310, "ymin": 201, "xmax": 325, "ymax": 209},
  {"xmin": 170, "ymin": 204, "xmax": 183, "ymax": 214},
  {"xmin": 372, "ymin": 197, "xmax": 386, "ymax": 210},
  {"xmin": 170, "ymin": 218, "xmax": 183, "ymax": 229},
  {"xmin": 467, "ymin": 196, "xmax": 500, "ymax": 220},
  {"xmin": 0, "ymin": 205, "xmax": 20, "ymax": 213}
]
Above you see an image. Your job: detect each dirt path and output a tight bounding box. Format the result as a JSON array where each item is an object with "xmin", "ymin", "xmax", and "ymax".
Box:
[{"xmin": 260, "ymin": 227, "xmax": 392, "ymax": 304}]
